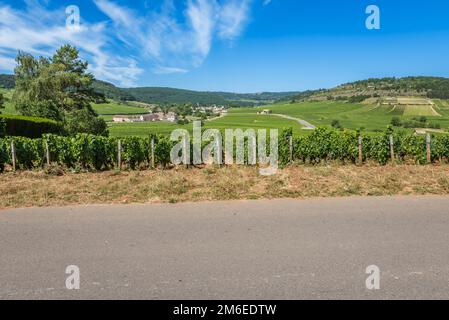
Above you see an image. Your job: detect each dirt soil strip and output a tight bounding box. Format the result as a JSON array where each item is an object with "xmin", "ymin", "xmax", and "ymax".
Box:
[{"xmin": 1, "ymin": 164, "xmax": 449, "ymax": 209}]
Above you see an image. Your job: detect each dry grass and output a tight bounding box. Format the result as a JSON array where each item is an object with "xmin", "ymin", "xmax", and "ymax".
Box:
[{"xmin": 1, "ymin": 164, "xmax": 449, "ymax": 209}]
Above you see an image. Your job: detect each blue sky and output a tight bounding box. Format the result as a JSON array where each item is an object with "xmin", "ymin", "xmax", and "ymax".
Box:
[{"xmin": 1, "ymin": 0, "xmax": 449, "ymax": 92}]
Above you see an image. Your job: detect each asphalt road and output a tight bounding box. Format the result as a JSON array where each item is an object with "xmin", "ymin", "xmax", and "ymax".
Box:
[
  {"xmin": 1, "ymin": 196, "xmax": 449, "ymax": 300},
  {"xmin": 272, "ymin": 114, "xmax": 316, "ymax": 129}
]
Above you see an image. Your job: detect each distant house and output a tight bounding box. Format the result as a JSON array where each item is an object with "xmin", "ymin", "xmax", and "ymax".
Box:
[
  {"xmin": 139, "ymin": 114, "xmax": 160, "ymax": 122},
  {"xmin": 113, "ymin": 112, "xmax": 178, "ymax": 123},
  {"xmin": 113, "ymin": 114, "xmax": 158, "ymax": 123},
  {"xmin": 113, "ymin": 115, "xmax": 138, "ymax": 123},
  {"xmin": 258, "ymin": 109, "xmax": 272, "ymax": 115},
  {"xmin": 165, "ymin": 112, "xmax": 178, "ymax": 122}
]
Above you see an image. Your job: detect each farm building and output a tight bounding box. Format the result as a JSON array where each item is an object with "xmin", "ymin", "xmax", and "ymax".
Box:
[
  {"xmin": 165, "ymin": 112, "xmax": 178, "ymax": 122},
  {"xmin": 113, "ymin": 115, "xmax": 140, "ymax": 123},
  {"xmin": 113, "ymin": 113, "xmax": 178, "ymax": 123}
]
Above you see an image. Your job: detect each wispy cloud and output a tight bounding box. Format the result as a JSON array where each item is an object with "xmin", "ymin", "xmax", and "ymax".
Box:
[
  {"xmin": 94, "ymin": 0, "xmax": 253, "ymax": 73},
  {"xmin": 263, "ymin": 0, "xmax": 272, "ymax": 6},
  {"xmin": 0, "ymin": 0, "xmax": 143, "ymax": 86},
  {"xmin": 0, "ymin": 0, "xmax": 257, "ymax": 86}
]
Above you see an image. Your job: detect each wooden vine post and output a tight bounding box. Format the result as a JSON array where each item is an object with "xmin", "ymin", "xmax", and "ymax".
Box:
[
  {"xmin": 289, "ymin": 135, "xmax": 293, "ymax": 164},
  {"xmin": 117, "ymin": 139, "xmax": 122, "ymax": 171},
  {"xmin": 252, "ymin": 137, "xmax": 257, "ymax": 165},
  {"xmin": 151, "ymin": 138, "xmax": 155, "ymax": 169},
  {"xmin": 11, "ymin": 140, "xmax": 16, "ymax": 172},
  {"xmin": 426, "ymin": 133, "xmax": 431, "ymax": 164},
  {"xmin": 45, "ymin": 140, "xmax": 50, "ymax": 166},
  {"xmin": 358, "ymin": 136, "xmax": 363, "ymax": 165}
]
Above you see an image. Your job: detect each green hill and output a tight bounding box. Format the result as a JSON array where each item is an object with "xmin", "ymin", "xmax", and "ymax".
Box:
[
  {"xmin": 91, "ymin": 80, "xmax": 135, "ymax": 102},
  {"xmin": 291, "ymin": 77, "xmax": 449, "ymax": 102},
  {"xmin": 0, "ymin": 74, "xmax": 295, "ymax": 106},
  {"xmin": 123, "ymin": 87, "xmax": 229, "ymax": 105},
  {"xmin": 121, "ymin": 88, "xmax": 299, "ymax": 106}
]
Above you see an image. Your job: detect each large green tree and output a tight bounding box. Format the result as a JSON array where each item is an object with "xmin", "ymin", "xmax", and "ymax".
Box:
[{"xmin": 13, "ymin": 45, "xmax": 108, "ymax": 136}]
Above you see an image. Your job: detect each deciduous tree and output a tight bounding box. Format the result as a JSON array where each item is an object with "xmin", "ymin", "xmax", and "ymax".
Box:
[{"xmin": 13, "ymin": 45, "xmax": 108, "ymax": 136}]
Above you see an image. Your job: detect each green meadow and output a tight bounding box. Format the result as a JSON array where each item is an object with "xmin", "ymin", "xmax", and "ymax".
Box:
[
  {"xmin": 0, "ymin": 88, "xmax": 17, "ymax": 115},
  {"xmin": 232, "ymin": 100, "xmax": 449, "ymax": 132},
  {"xmin": 93, "ymin": 100, "xmax": 149, "ymax": 121},
  {"xmin": 107, "ymin": 113, "xmax": 302, "ymax": 137},
  {"xmin": 92, "ymin": 99, "xmax": 449, "ymax": 137}
]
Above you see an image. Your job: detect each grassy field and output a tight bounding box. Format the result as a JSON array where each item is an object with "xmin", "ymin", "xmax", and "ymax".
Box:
[
  {"xmin": 108, "ymin": 113, "xmax": 303, "ymax": 136},
  {"xmin": 0, "ymin": 88, "xmax": 17, "ymax": 115},
  {"xmin": 2, "ymin": 164, "xmax": 449, "ymax": 208},
  {"xmin": 93, "ymin": 100, "xmax": 150, "ymax": 121},
  {"xmin": 233, "ymin": 100, "xmax": 449, "ymax": 132},
  {"xmin": 3, "ymin": 86, "xmax": 449, "ymax": 136}
]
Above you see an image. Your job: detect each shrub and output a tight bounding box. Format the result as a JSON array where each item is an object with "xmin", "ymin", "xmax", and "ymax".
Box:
[
  {"xmin": 0, "ymin": 114, "xmax": 63, "ymax": 138},
  {"xmin": 391, "ymin": 117, "xmax": 402, "ymax": 127},
  {"xmin": 331, "ymin": 120, "xmax": 343, "ymax": 130}
]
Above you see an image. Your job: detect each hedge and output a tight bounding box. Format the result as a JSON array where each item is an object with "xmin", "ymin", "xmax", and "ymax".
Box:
[
  {"xmin": 0, "ymin": 114, "xmax": 63, "ymax": 138},
  {"xmin": 0, "ymin": 128, "xmax": 448, "ymax": 172}
]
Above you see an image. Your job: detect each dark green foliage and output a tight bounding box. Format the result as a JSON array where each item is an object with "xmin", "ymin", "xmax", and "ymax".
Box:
[
  {"xmin": 1, "ymin": 128, "xmax": 449, "ymax": 172},
  {"xmin": 0, "ymin": 138, "xmax": 8, "ymax": 172},
  {"xmin": 0, "ymin": 93, "xmax": 4, "ymax": 111},
  {"xmin": 392, "ymin": 115, "xmax": 441, "ymax": 130},
  {"xmin": 153, "ymin": 135, "xmax": 174, "ymax": 168},
  {"xmin": 348, "ymin": 95, "xmax": 372, "ymax": 103},
  {"xmin": 125, "ymin": 87, "xmax": 230, "ymax": 105},
  {"xmin": 91, "ymin": 80, "xmax": 135, "ymax": 102},
  {"xmin": 346, "ymin": 77, "xmax": 449, "ymax": 99},
  {"xmin": 12, "ymin": 45, "xmax": 108, "ymax": 136},
  {"xmin": 331, "ymin": 119, "xmax": 343, "ymax": 130},
  {"xmin": 0, "ymin": 134, "xmax": 174, "ymax": 171},
  {"xmin": 121, "ymin": 136, "xmax": 148, "ymax": 170},
  {"xmin": 391, "ymin": 117, "xmax": 402, "ymax": 127},
  {"xmin": 0, "ymin": 114, "xmax": 63, "ymax": 138},
  {"xmin": 0, "ymin": 118, "xmax": 6, "ymax": 138},
  {"xmin": 64, "ymin": 108, "xmax": 108, "ymax": 136},
  {"xmin": 291, "ymin": 128, "xmax": 358, "ymax": 164},
  {"xmin": 0, "ymin": 74, "xmax": 15, "ymax": 89},
  {"xmin": 278, "ymin": 128, "xmax": 293, "ymax": 166}
]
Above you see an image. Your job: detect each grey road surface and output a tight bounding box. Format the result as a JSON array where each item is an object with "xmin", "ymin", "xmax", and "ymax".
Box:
[
  {"xmin": 272, "ymin": 114, "xmax": 316, "ymax": 129},
  {"xmin": 1, "ymin": 196, "xmax": 449, "ymax": 300}
]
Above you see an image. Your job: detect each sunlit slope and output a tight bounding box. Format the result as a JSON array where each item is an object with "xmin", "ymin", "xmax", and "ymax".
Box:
[
  {"xmin": 0, "ymin": 88, "xmax": 17, "ymax": 115},
  {"xmin": 231, "ymin": 100, "xmax": 449, "ymax": 132},
  {"xmin": 108, "ymin": 113, "xmax": 302, "ymax": 137}
]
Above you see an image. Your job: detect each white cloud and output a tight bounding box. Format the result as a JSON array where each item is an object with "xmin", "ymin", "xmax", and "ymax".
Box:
[
  {"xmin": 94, "ymin": 0, "xmax": 252, "ymax": 73},
  {"xmin": 218, "ymin": 0, "xmax": 251, "ymax": 40},
  {"xmin": 153, "ymin": 66, "xmax": 189, "ymax": 75},
  {"xmin": 0, "ymin": 0, "xmax": 254, "ymax": 85},
  {"xmin": 0, "ymin": 1, "xmax": 142, "ymax": 86}
]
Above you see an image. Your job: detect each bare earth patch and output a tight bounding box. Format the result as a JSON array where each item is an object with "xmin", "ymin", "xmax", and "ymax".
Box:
[{"xmin": 1, "ymin": 164, "xmax": 449, "ymax": 209}]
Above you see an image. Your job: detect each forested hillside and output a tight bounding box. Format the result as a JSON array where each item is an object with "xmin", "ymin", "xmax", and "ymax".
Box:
[
  {"xmin": 291, "ymin": 77, "xmax": 449, "ymax": 102},
  {"xmin": 0, "ymin": 74, "xmax": 295, "ymax": 106}
]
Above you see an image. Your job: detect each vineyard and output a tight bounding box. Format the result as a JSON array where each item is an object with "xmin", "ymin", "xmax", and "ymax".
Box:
[{"xmin": 1, "ymin": 127, "xmax": 449, "ymax": 173}]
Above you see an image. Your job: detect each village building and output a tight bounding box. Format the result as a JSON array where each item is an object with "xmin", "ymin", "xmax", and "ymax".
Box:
[
  {"xmin": 113, "ymin": 115, "xmax": 141, "ymax": 123},
  {"xmin": 165, "ymin": 112, "xmax": 178, "ymax": 122},
  {"xmin": 139, "ymin": 114, "xmax": 160, "ymax": 122},
  {"xmin": 113, "ymin": 112, "xmax": 179, "ymax": 123}
]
